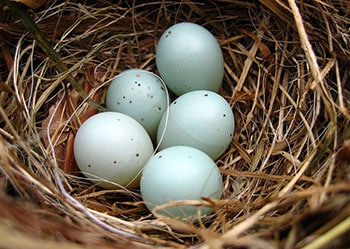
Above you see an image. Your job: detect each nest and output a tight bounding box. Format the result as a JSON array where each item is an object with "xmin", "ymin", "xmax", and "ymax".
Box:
[{"xmin": 1, "ymin": 0, "xmax": 350, "ymax": 248}]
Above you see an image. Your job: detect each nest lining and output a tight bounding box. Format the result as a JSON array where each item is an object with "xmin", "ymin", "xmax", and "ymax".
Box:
[{"xmin": 0, "ymin": 0, "xmax": 349, "ymax": 248}]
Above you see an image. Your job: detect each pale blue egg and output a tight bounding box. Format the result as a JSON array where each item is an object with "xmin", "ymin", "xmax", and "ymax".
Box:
[
  {"xmin": 156, "ymin": 22, "xmax": 224, "ymax": 96},
  {"xmin": 157, "ymin": 90, "xmax": 234, "ymax": 160},
  {"xmin": 140, "ymin": 146, "xmax": 223, "ymax": 220},
  {"xmin": 74, "ymin": 112, "xmax": 154, "ymax": 189},
  {"xmin": 106, "ymin": 69, "xmax": 168, "ymax": 141}
]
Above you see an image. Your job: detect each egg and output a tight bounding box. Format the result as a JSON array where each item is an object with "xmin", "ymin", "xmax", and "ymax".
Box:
[
  {"xmin": 106, "ymin": 69, "xmax": 168, "ymax": 141},
  {"xmin": 140, "ymin": 146, "xmax": 223, "ymax": 220},
  {"xmin": 156, "ymin": 22, "xmax": 224, "ymax": 96},
  {"xmin": 73, "ymin": 112, "xmax": 154, "ymax": 189},
  {"xmin": 157, "ymin": 90, "xmax": 234, "ymax": 160}
]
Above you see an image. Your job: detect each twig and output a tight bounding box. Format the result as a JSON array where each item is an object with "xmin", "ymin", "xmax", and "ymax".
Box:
[
  {"xmin": 287, "ymin": 0, "xmax": 336, "ymax": 124},
  {"xmin": 301, "ymin": 216, "xmax": 350, "ymax": 249},
  {"xmin": 287, "ymin": 0, "xmax": 322, "ymax": 87}
]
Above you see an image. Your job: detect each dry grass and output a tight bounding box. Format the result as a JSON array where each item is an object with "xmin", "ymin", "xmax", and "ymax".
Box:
[{"xmin": 0, "ymin": 0, "xmax": 350, "ymax": 248}]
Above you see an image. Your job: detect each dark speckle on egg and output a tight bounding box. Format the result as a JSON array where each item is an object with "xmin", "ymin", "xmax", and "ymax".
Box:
[{"xmin": 165, "ymin": 30, "xmax": 172, "ymax": 38}]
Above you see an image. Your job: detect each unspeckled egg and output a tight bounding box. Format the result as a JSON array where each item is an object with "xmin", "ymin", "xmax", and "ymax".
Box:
[
  {"xmin": 157, "ymin": 90, "xmax": 234, "ymax": 160},
  {"xmin": 140, "ymin": 146, "xmax": 223, "ymax": 220},
  {"xmin": 106, "ymin": 69, "xmax": 168, "ymax": 141},
  {"xmin": 74, "ymin": 112, "xmax": 154, "ymax": 189},
  {"xmin": 156, "ymin": 22, "xmax": 224, "ymax": 95}
]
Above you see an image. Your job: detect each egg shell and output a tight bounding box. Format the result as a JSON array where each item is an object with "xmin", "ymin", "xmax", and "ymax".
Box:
[
  {"xmin": 157, "ymin": 90, "xmax": 235, "ymax": 160},
  {"xmin": 73, "ymin": 112, "xmax": 154, "ymax": 189},
  {"xmin": 140, "ymin": 146, "xmax": 223, "ymax": 220},
  {"xmin": 156, "ymin": 22, "xmax": 224, "ymax": 95},
  {"xmin": 106, "ymin": 69, "xmax": 168, "ymax": 141}
]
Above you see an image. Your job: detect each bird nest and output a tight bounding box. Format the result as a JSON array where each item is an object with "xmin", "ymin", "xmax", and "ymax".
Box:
[{"xmin": 0, "ymin": 0, "xmax": 349, "ymax": 248}]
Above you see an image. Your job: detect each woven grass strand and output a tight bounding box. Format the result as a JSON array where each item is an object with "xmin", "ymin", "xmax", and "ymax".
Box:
[{"xmin": 0, "ymin": 1, "xmax": 349, "ymax": 248}]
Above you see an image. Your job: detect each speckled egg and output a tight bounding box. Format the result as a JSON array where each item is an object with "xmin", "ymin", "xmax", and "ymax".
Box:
[
  {"xmin": 140, "ymin": 146, "xmax": 223, "ymax": 220},
  {"xmin": 157, "ymin": 90, "xmax": 234, "ymax": 160},
  {"xmin": 156, "ymin": 22, "xmax": 224, "ymax": 95},
  {"xmin": 74, "ymin": 112, "xmax": 154, "ymax": 189},
  {"xmin": 106, "ymin": 69, "xmax": 168, "ymax": 141}
]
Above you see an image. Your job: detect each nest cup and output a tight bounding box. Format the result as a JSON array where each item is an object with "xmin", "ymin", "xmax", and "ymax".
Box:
[{"xmin": 0, "ymin": 1, "xmax": 350, "ymax": 248}]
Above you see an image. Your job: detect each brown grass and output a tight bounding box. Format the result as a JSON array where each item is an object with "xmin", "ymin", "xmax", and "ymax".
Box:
[{"xmin": 0, "ymin": 0, "xmax": 349, "ymax": 248}]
